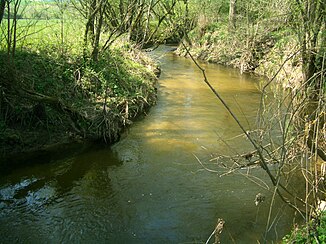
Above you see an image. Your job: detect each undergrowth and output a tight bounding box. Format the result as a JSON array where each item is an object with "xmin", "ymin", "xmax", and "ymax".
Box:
[
  {"xmin": 177, "ymin": 18, "xmax": 302, "ymax": 89},
  {"xmin": 283, "ymin": 211, "xmax": 326, "ymax": 243},
  {"xmin": 0, "ymin": 33, "xmax": 158, "ymax": 156}
]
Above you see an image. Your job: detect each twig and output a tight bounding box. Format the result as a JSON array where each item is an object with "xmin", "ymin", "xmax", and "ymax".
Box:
[
  {"xmin": 193, "ymin": 153, "xmax": 219, "ymax": 174},
  {"xmin": 205, "ymin": 218, "xmax": 225, "ymax": 244}
]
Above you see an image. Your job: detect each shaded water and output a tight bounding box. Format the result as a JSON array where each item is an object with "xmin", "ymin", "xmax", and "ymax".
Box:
[{"xmin": 0, "ymin": 46, "xmax": 296, "ymax": 243}]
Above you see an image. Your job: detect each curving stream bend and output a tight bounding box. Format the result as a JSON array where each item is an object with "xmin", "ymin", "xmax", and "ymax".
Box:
[{"xmin": 0, "ymin": 46, "xmax": 297, "ymax": 243}]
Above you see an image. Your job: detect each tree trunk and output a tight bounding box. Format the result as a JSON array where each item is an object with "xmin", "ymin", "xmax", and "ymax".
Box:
[
  {"xmin": 141, "ymin": 0, "xmax": 153, "ymax": 48},
  {"xmin": 12, "ymin": 0, "xmax": 21, "ymax": 59},
  {"xmin": 6, "ymin": 1, "xmax": 11, "ymax": 63},
  {"xmin": 228, "ymin": 0, "xmax": 236, "ymax": 30},
  {"xmin": 91, "ymin": 4, "xmax": 104, "ymax": 61},
  {"xmin": 0, "ymin": 0, "xmax": 5, "ymax": 25},
  {"xmin": 296, "ymin": 0, "xmax": 325, "ymax": 89}
]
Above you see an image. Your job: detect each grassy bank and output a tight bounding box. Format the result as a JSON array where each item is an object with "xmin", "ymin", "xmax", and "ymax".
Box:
[{"xmin": 0, "ymin": 15, "xmax": 159, "ymax": 160}]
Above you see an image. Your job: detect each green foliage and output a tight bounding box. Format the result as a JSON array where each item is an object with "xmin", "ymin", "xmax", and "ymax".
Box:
[
  {"xmin": 180, "ymin": 0, "xmax": 302, "ymax": 77},
  {"xmin": 283, "ymin": 212, "xmax": 326, "ymax": 243},
  {"xmin": 0, "ymin": 0, "xmax": 159, "ymax": 151},
  {"xmin": 190, "ymin": 0, "xmax": 229, "ymax": 21}
]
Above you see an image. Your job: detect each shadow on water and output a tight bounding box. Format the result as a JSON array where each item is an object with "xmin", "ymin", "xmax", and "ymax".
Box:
[
  {"xmin": 0, "ymin": 143, "xmax": 122, "ymax": 206},
  {"xmin": 0, "ymin": 142, "xmax": 91, "ymax": 176},
  {"xmin": 0, "ymin": 143, "xmax": 126, "ymax": 243}
]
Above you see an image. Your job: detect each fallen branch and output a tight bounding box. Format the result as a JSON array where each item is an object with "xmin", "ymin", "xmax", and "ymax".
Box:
[
  {"xmin": 205, "ymin": 218, "xmax": 225, "ymax": 244},
  {"xmin": 18, "ymin": 87, "xmax": 88, "ymax": 135}
]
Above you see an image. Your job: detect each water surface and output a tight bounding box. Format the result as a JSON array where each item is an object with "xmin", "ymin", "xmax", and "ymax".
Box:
[{"xmin": 0, "ymin": 46, "xmax": 296, "ymax": 243}]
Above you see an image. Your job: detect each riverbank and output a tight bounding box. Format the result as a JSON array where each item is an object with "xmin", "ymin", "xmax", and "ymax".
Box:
[
  {"xmin": 0, "ymin": 39, "xmax": 159, "ymax": 165},
  {"xmin": 177, "ymin": 22, "xmax": 303, "ymax": 90}
]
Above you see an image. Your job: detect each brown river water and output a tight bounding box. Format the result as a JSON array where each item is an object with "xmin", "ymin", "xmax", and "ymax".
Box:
[{"xmin": 0, "ymin": 46, "xmax": 297, "ymax": 243}]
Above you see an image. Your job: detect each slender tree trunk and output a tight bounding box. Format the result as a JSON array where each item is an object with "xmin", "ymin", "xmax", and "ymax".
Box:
[
  {"xmin": 119, "ymin": 0, "xmax": 124, "ymax": 25},
  {"xmin": 7, "ymin": 1, "xmax": 11, "ymax": 63},
  {"xmin": 89, "ymin": 0, "xmax": 96, "ymax": 45},
  {"xmin": 83, "ymin": 0, "xmax": 99, "ymax": 59},
  {"xmin": 12, "ymin": 0, "xmax": 21, "ymax": 58},
  {"xmin": 0, "ymin": 0, "xmax": 5, "ymax": 25},
  {"xmin": 91, "ymin": 5, "xmax": 103, "ymax": 61},
  {"xmin": 228, "ymin": 0, "xmax": 236, "ymax": 31},
  {"xmin": 141, "ymin": 0, "xmax": 153, "ymax": 48},
  {"xmin": 60, "ymin": 3, "xmax": 64, "ymax": 52}
]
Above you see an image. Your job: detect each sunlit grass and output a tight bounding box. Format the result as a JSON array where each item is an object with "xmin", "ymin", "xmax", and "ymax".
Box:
[{"xmin": 1, "ymin": 2, "xmax": 84, "ymax": 53}]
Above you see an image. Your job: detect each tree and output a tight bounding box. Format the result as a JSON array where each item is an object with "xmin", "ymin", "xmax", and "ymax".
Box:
[
  {"xmin": 0, "ymin": 0, "xmax": 5, "ymax": 25},
  {"xmin": 73, "ymin": 0, "xmax": 185, "ymax": 61},
  {"xmin": 293, "ymin": 0, "xmax": 325, "ymax": 91},
  {"xmin": 3, "ymin": 0, "xmax": 22, "ymax": 63},
  {"xmin": 228, "ymin": 0, "xmax": 236, "ymax": 30}
]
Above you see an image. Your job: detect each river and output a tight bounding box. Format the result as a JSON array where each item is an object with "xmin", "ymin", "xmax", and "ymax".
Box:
[{"xmin": 0, "ymin": 46, "xmax": 296, "ymax": 243}]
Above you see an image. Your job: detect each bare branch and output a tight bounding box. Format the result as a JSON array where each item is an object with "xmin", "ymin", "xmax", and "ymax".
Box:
[{"xmin": 181, "ymin": 41, "xmax": 308, "ymax": 214}]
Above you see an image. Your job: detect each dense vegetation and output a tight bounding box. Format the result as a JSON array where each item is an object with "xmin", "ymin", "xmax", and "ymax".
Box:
[
  {"xmin": 283, "ymin": 211, "xmax": 326, "ymax": 243},
  {"xmin": 0, "ymin": 0, "xmax": 325, "ymax": 242},
  {"xmin": 0, "ymin": 0, "xmax": 186, "ymax": 157}
]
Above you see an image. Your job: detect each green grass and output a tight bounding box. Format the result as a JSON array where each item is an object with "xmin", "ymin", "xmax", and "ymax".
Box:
[
  {"xmin": 0, "ymin": 3, "xmax": 158, "ymax": 151},
  {"xmin": 5, "ymin": 0, "xmax": 77, "ymax": 20},
  {"xmin": 1, "ymin": 16, "xmax": 85, "ymax": 51},
  {"xmin": 283, "ymin": 212, "xmax": 326, "ymax": 243}
]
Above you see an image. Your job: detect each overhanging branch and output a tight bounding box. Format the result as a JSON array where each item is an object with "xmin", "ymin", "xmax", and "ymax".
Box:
[{"xmin": 181, "ymin": 41, "xmax": 308, "ymax": 215}]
